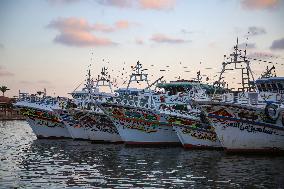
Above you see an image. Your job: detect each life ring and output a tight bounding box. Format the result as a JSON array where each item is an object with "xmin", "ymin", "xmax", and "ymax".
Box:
[{"xmin": 264, "ymin": 103, "xmax": 279, "ymax": 121}]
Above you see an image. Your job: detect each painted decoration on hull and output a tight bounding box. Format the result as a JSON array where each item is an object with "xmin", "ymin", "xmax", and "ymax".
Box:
[
  {"xmin": 27, "ymin": 117, "xmax": 71, "ymax": 138},
  {"xmin": 166, "ymin": 114, "xmax": 218, "ymax": 142},
  {"xmin": 112, "ymin": 116, "xmax": 159, "ymax": 133},
  {"xmin": 57, "ymin": 109, "xmax": 119, "ymax": 135},
  {"xmin": 28, "ymin": 117, "xmax": 64, "ymax": 128},
  {"xmin": 181, "ymin": 127, "xmax": 218, "ymax": 142},
  {"xmin": 19, "ymin": 107, "xmax": 61, "ymax": 124},
  {"xmin": 204, "ymin": 103, "xmax": 284, "ymax": 126},
  {"xmin": 101, "ymin": 103, "xmax": 180, "ymax": 144},
  {"xmin": 103, "ymin": 103, "xmax": 219, "ymax": 145},
  {"xmin": 102, "ymin": 104, "xmax": 166, "ymax": 133},
  {"xmin": 197, "ymin": 102, "xmax": 284, "ymax": 153},
  {"xmin": 18, "ymin": 107, "xmax": 70, "ymax": 138},
  {"xmin": 218, "ymin": 120, "xmax": 278, "ymax": 135}
]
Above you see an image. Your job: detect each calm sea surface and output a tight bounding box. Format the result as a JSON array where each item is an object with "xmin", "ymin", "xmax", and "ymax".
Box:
[{"xmin": 0, "ymin": 121, "xmax": 284, "ymax": 188}]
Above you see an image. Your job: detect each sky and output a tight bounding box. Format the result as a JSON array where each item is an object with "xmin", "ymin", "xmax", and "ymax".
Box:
[{"xmin": 0, "ymin": 0, "xmax": 284, "ymax": 97}]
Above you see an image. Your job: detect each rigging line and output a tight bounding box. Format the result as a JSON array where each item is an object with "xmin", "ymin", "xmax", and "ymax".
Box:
[{"xmin": 71, "ymin": 80, "xmax": 85, "ymax": 94}]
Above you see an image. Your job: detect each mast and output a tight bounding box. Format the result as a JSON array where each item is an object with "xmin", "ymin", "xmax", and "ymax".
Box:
[
  {"xmin": 126, "ymin": 61, "xmax": 150, "ymax": 90},
  {"xmin": 86, "ymin": 65, "xmax": 93, "ymax": 98},
  {"xmin": 214, "ymin": 38, "xmax": 255, "ymax": 92},
  {"xmin": 95, "ymin": 66, "xmax": 113, "ymax": 93},
  {"xmin": 195, "ymin": 71, "xmax": 202, "ymax": 83}
]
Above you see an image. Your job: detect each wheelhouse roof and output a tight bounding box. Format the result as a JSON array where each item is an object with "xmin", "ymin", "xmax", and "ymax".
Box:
[{"xmin": 255, "ymin": 77, "xmax": 284, "ymax": 84}]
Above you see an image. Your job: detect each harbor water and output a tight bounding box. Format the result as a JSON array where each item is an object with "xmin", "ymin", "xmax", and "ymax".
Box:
[{"xmin": 1, "ymin": 121, "xmax": 284, "ymax": 188}]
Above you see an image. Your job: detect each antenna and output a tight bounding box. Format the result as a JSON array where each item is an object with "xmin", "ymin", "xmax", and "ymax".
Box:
[
  {"xmin": 260, "ymin": 65, "xmax": 276, "ymax": 78},
  {"xmin": 126, "ymin": 61, "xmax": 150, "ymax": 90},
  {"xmin": 244, "ymin": 32, "xmax": 250, "ymax": 56},
  {"xmin": 95, "ymin": 66, "xmax": 113, "ymax": 93},
  {"xmin": 236, "ymin": 37, "xmax": 238, "ymax": 47},
  {"xmin": 196, "ymin": 70, "xmax": 202, "ymax": 83}
]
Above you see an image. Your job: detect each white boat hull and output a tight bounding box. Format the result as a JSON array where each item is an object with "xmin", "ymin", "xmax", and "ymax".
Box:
[
  {"xmin": 114, "ymin": 119, "xmax": 179, "ymax": 145},
  {"xmin": 102, "ymin": 104, "xmax": 180, "ymax": 145},
  {"xmin": 16, "ymin": 105, "xmax": 72, "ymax": 139},
  {"xmin": 27, "ymin": 117, "xmax": 71, "ymax": 139},
  {"xmin": 173, "ymin": 125, "xmax": 222, "ymax": 149},
  {"xmin": 209, "ymin": 117, "xmax": 284, "ymax": 152},
  {"xmin": 55, "ymin": 109, "xmax": 122, "ymax": 142},
  {"xmin": 87, "ymin": 127, "xmax": 122, "ymax": 142},
  {"xmin": 56, "ymin": 110, "xmax": 89, "ymax": 140},
  {"xmin": 201, "ymin": 102, "xmax": 284, "ymax": 153}
]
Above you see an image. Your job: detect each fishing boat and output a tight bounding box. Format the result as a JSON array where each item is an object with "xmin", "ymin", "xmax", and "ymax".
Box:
[
  {"xmin": 99, "ymin": 61, "xmax": 182, "ymax": 146},
  {"xmin": 54, "ymin": 66, "xmax": 122, "ymax": 143},
  {"xmin": 157, "ymin": 74, "xmax": 223, "ymax": 149},
  {"xmin": 196, "ymin": 39, "xmax": 284, "ymax": 153},
  {"xmin": 14, "ymin": 92, "xmax": 72, "ymax": 139}
]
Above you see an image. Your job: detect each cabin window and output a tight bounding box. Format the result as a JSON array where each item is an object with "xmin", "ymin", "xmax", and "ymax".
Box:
[
  {"xmin": 271, "ymin": 83, "xmax": 278, "ymax": 91},
  {"xmin": 257, "ymin": 84, "xmax": 263, "ymax": 92},
  {"xmin": 259, "ymin": 83, "xmax": 266, "ymax": 92},
  {"xmin": 266, "ymin": 84, "xmax": 272, "ymax": 91},
  {"xmin": 277, "ymin": 83, "xmax": 283, "ymax": 90}
]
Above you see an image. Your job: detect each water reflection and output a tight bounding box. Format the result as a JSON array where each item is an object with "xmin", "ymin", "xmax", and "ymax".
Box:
[{"xmin": 1, "ymin": 121, "xmax": 284, "ymax": 188}]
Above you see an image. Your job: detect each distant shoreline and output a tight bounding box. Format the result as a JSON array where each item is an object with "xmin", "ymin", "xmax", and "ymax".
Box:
[
  {"xmin": 0, "ymin": 109, "xmax": 26, "ymax": 121},
  {"xmin": 0, "ymin": 118, "xmax": 26, "ymax": 121}
]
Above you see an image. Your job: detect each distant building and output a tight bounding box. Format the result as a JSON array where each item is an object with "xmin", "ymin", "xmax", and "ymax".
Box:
[
  {"xmin": 0, "ymin": 96, "xmax": 24, "ymax": 120},
  {"xmin": 0, "ymin": 96, "xmax": 13, "ymax": 109}
]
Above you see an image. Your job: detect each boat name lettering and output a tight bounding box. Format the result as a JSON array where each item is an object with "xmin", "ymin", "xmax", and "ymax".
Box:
[{"xmin": 226, "ymin": 122, "xmax": 274, "ymax": 135}]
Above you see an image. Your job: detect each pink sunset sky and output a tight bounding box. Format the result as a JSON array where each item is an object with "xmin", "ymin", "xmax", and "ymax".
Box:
[{"xmin": 0, "ymin": 0, "xmax": 284, "ymax": 97}]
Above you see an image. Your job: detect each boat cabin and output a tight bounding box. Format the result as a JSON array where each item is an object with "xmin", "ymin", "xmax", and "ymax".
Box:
[
  {"xmin": 114, "ymin": 88, "xmax": 152, "ymax": 96},
  {"xmin": 255, "ymin": 77, "xmax": 284, "ymax": 93},
  {"xmin": 156, "ymin": 80, "xmax": 226, "ymax": 95},
  {"xmin": 69, "ymin": 87, "xmax": 99, "ymax": 99}
]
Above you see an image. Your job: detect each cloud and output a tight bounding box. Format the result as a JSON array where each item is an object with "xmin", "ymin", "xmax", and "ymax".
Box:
[
  {"xmin": 97, "ymin": 0, "xmax": 132, "ymax": 8},
  {"xmin": 241, "ymin": 0, "xmax": 279, "ymax": 10},
  {"xmin": 47, "ymin": 17, "xmax": 138, "ymax": 46},
  {"xmin": 96, "ymin": 0, "xmax": 176, "ymax": 10},
  {"xmin": 53, "ymin": 30, "xmax": 116, "ymax": 47},
  {"xmin": 93, "ymin": 20, "xmax": 136, "ymax": 32},
  {"xmin": 139, "ymin": 0, "xmax": 176, "ymax": 10},
  {"xmin": 151, "ymin": 33, "xmax": 188, "ymax": 44},
  {"xmin": 115, "ymin": 20, "xmax": 130, "ymax": 29},
  {"xmin": 238, "ymin": 42, "xmax": 256, "ymax": 49},
  {"xmin": 47, "ymin": 17, "xmax": 117, "ymax": 47},
  {"xmin": 0, "ymin": 43, "xmax": 4, "ymax": 49},
  {"xmin": 0, "ymin": 66, "xmax": 14, "ymax": 77},
  {"xmin": 247, "ymin": 51, "xmax": 278, "ymax": 59},
  {"xmin": 48, "ymin": 17, "xmax": 93, "ymax": 31},
  {"xmin": 93, "ymin": 23, "xmax": 115, "ymax": 32},
  {"xmin": 247, "ymin": 26, "xmax": 266, "ymax": 36},
  {"xmin": 270, "ymin": 38, "xmax": 284, "ymax": 50}
]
